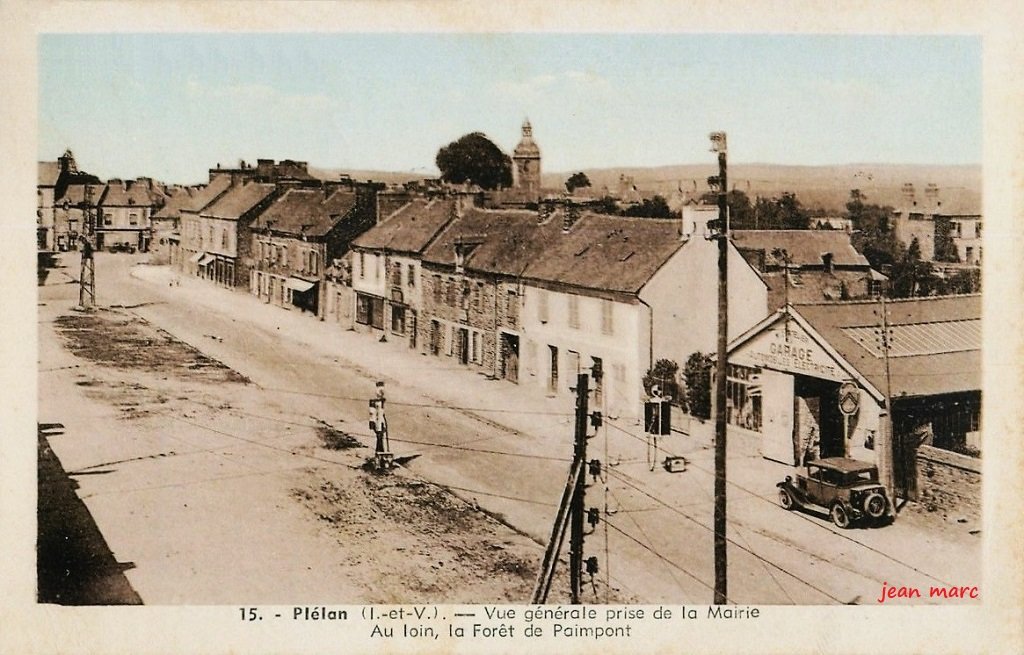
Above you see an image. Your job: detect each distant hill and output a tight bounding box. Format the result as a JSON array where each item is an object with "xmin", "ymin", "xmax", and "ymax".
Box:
[{"xmin": 542, "ymin": 163, "xmax": 981, "ymax": 214}]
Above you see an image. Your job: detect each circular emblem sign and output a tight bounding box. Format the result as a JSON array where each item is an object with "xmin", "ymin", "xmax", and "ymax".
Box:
[{"xmin": 838, "ymin": 381, "xmax": 859, "ymax": 416}]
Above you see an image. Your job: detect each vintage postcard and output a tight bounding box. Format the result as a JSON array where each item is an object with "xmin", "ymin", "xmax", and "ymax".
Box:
[{"xmin": 2, "ymin": 1, "xmax": 1023, "ymax": 653}]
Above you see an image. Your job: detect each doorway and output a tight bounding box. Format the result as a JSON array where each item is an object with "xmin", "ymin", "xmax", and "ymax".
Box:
[
  {"xmin": 793, "ymin": 376, "xmax": 843, "ymax": 462},
  {"xmin": 501, "ymin": 333, "xmax": 519, "ymax": 383}
]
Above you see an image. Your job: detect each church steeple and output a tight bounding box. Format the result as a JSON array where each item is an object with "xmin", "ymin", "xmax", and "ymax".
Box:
[{"xmin": 512, "ymin": 118, "xmax": 541, "ymax": 198}]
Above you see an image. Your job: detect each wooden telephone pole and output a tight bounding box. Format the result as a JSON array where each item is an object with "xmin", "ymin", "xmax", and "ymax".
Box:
[
  {"xmin": 531, "ymin": 373, "xmax": 590, "ymax": 604},
  {"xmin": 710, "ymin": 131, "xmax": 729, "ymax": 605}
]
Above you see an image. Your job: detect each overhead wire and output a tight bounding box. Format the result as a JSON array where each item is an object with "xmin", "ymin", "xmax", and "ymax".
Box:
[
  {"xmin": 606, "ymin": 466, "xmax": 846, "ymax": 604},
  {"xmin": 604, "ymin": 416, "xmax": 955, "ymax": 587}
]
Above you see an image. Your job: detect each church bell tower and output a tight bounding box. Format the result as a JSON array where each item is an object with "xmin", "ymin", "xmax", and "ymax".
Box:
[{"xmin": 512, "ymin": 119, "xmax": 541, "ymax": 198}]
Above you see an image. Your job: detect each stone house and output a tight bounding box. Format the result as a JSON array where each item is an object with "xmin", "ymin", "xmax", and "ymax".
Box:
[
  {"xmin": 177, "ymin": 175, "xmax": 235, "ymax": 275},
  {"xmin": 195, "ymin": 182, "xmax": 280, "ymax": 288},
  {"xmin": 149, "ymin": 187, "xmax": 197, "ymax": 265},
  {"xmin": 249, "ymin": 182, "xmax": 379, "ymax": 316},
  {"xmin": 38, "ymin": 149, "xmax": 101, "ymax": 251},
  {"xmin": 344, "ymin": 197, "xmax": 457, "ymax": 342},
  {"xmin": 732, "ymin": 229, "xmax": 884, "ymax": 309},
  {"xmin": 95, "ymin": 178, "xmax": 167, "ymax": 252}
]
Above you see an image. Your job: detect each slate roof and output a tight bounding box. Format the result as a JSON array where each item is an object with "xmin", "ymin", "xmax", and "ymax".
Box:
[
  {"xmin": 522, "ymin": 214, "xmax": 683, "ymax": 295},
  {"xmin": 732, "ymin": 230, "xmax": 869, "ymax": 268},
  {"xmin": 351, "ymin": 198, "xmax": 456, "ymax": 254},
  {"xmin": 423, "ymin": 207, "xmax": 685, "ymax": 296},
  {"xmin": 202, "ymin": 182, "xmax": 276, "ymax": 220},
  {"xmin": 183, "ymin": 175, "xmax": 234, "ymax": 213},
  {"xmin": 152, "ymin": 187, "xmax": 197, "ymax": 219},
  {"xmin": 38, "ymin": 162, "xmax": 62, "ymax": 186},
  {"xmin": 794, "ymin": 294, "xmax": 981, "ymax": 398},
  {"xmin": 56, "ymin": 183, "xmax": 105, "ymax": 206},
  {"xmin": 762, "ymin": 269, "xmax": 879, "ymax": 310},
  {"xmin": 99, "ymin": 180, "xmax": 164, "ymax": 208},
  {"xmin": 252, "ymin": 187, "xmax": 359, "ymax": 237}
]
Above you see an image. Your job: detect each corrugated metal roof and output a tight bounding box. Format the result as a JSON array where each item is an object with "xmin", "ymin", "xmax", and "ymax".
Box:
[{"xmin": 794, "ymin": 295, "xmax": 981, "ymax": 398}]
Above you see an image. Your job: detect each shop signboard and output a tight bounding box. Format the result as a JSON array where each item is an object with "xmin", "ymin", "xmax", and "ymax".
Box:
[{"xmin": 731, "ymin": 320, "xmax": 846, "ymax": 382}]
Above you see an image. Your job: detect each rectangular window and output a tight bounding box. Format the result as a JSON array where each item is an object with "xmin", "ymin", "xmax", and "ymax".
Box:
[
  {"xmin": 129, "ymin": 212, "xmax": 138, "ymax": 226},
  {"xmin": 359, "ymin": 252, "xmax": 365, "ymax": 278},
  {"xmin": 391, "ymin": 305, "xmax": 406, "ymax": 334},
  {"xmin": 538, "ymin": 289, "xmax": 549, "ymax": 323},
  {"xmin": 104, "ymin": 213, "xmax": 113, "ymax": 226},
  {"xmin": 356, "ymin": 293, "xmax": 384, "ymax": 329},
  {"xmin": 506, "ymin": 289, "xmax": 518, "ymax": 326},
  {"xmin": 471, "ymin": 331, "xmax": 480, "ymax": 364},
  {"xmin": 568, "ymin": 295, "xmax": 580, "ymax": 329},
  {"xmin": 446, "ymin": 278, "xmax": 457, "ymax": 307},
  {"xmin": 975, "ymin": 222, "xmax": 982, "ymax": 238},
  {"xmin": 433, "ymin": 274, "xmax": 443, "ymax": 303},
  {"xmin": 460, "ymin": 280, "xmax": 471, "ymax": 309},
  {"xmin": 474, "ymin": 283, "xmax": 483, "ymax": 312},
  {"xmin": 391, "ymin": 262, "xmax": 402, "ymax": 287},
  {"xmin": 407, "ymin": 264, "xmax": 416, "ymax": 287},
  {"xmin": 601, "ymin": 299, "xmax": 614, "ymax": 335},
  {"xmin": 221, "ymin": 229, "xmax": 227, "ymax": 248},
  {"xmin": 310, "ymin": 251, "xmax": 318, "ymax": 275},
  {"xmin": 567, "ymin": 350, "xmax": 581, "ymax": 383}
]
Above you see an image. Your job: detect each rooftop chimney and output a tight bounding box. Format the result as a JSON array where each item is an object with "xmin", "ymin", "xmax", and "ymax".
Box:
[{"xmin": 821, "ymin": 252, "xmax": 834, "ymax": 274}]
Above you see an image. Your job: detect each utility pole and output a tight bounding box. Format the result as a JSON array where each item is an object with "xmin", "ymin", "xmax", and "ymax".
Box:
[
  {"xmin": 531, "ymin": 372, "xmax": 591, "ymax": 604},
  {"xmin": 78, "ymin": 236, "xmax": 96, "ymax": 310},
  {"xmin": 569, "ymin": 373, "xmax": 589, "ymax": 604},
  {"xmin": 709, "ymin": 131, "xmax": 729, "ymax": 605},
  {"xmin": 876, "ymin": 292, "xmax": 896, "ymax": 500}
]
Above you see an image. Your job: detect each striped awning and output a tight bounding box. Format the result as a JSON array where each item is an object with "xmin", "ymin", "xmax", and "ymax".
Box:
[
  {"xmin": 197, "ymin": 253, "xmax": 215, "ymax": 266},
  {"xmin": 188, "ymin": 251, "xmax": 206, "ymax": 264}
]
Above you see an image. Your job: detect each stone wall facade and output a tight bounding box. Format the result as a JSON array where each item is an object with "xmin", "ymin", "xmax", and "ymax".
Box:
[{"xmin": 915, "ymin": 445, "xmax": 981, "ymax": 521}]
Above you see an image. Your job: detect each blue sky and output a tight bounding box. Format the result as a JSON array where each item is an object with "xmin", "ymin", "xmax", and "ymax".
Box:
[{"xmin": 38, "ymin": 33, "xmax": 981, "ymax": 184}]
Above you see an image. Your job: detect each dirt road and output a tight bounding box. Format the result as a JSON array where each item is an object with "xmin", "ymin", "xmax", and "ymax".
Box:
[{"xmin": 37, "ymin": 252, "xmax": 980, "ymax": 605}]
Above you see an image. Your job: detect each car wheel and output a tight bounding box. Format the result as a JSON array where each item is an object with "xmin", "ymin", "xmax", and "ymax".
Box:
[
  {"xmin": 864, "ymin": 492, "xmax": 887, "ymax": 519},
  {"xmin": 831, "ymin": 503, "xmax": 851, "ymax": 529},
  {"xmin": 778, "ymin": 488, "xmax": 795, "ymax": 510}
]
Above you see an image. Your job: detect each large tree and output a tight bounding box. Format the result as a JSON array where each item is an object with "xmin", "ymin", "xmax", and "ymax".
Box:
[
  {"xmin": 565, "ymin": 171, "xmax": 592, "ymax": 193},
  {"xmin": 700, "ymin": 189, "xmax": 755, "ymax": 229},
  {"xmin": 435, "ymin": 132, "xmax": 513, "ymax": 190},
  {"xmin": 753, "ymin": 192, "xmax": 810, "ymax": 230},
  {"xmin": 623, "ymin": 194, "xmax": 677, "ymax": 219},
  {"xmin": 845, "ymin": 189, "xmax": 904, "ymax": 270}
]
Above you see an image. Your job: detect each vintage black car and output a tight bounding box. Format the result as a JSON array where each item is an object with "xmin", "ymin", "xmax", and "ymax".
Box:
[{"xmin": 777, "ymin": 457, "xmax": 894, "ymax": 528}]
